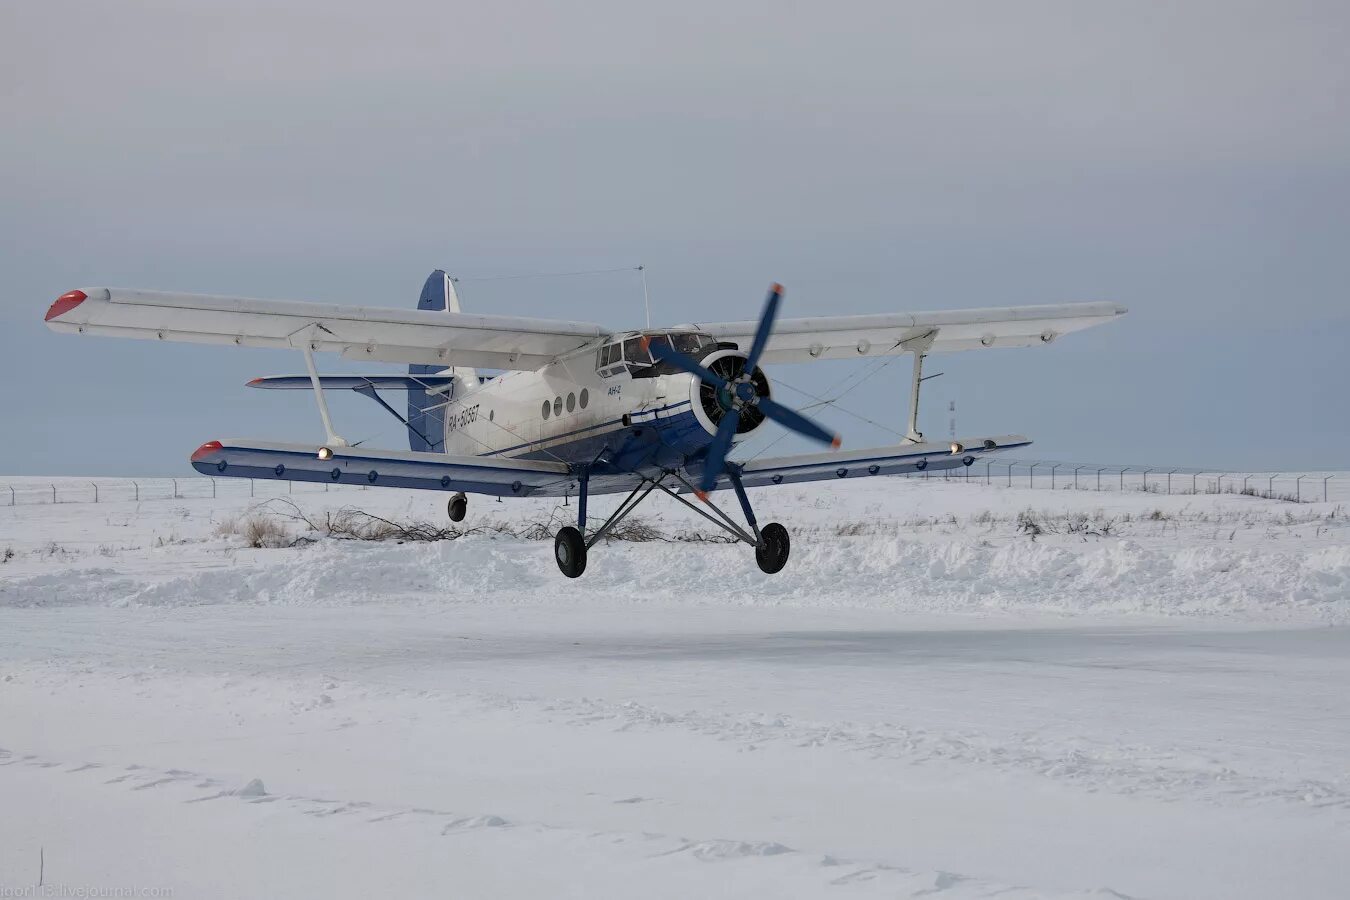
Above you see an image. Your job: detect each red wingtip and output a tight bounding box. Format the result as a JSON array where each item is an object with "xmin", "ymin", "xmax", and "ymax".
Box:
[
  {"xmin": 831, "ymin": 435, "xmax": 842, "ymax": 450},
  {"xmin": 190, "ymin": 440, "xmax": 224, "ymax": 463},
  {"xmin": 44, "ymin": 289, "xmax": 87, "ymax": 322},
  {"xmin": 247, "ymin": 377, "xmax": 264, "ymax": 387},
  {"xmin": 695, "ymin": 490, "xmax": 709, "ymax": 502},
  {"xmin": 770, "ymin": 282, "xmax": 784, "ymax": 295}
]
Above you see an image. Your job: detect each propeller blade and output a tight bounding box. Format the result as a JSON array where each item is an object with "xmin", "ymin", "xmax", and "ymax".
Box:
[
  {"xmin": 743, "ymin": 283, "xmax": 783, "ymax": 372},
  {"xmin": 757, "ymin": 396, "xmax": 841, "ymax": 448},
  {"xmin": 698, "ymin": 407, "xmax": 741, "ymax": 497},
  {"xmin": 648, "ymin": 341, "xmax": 730, "ymax": 392}
]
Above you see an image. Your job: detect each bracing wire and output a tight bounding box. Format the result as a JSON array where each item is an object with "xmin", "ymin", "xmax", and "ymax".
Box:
[
  {"xmin": 450, "ymin": 266, "xmax": 642, "ymax": 283},
  {"xmin": 740, "ymin": 353, "xmax": 909, "ymax": 463}
]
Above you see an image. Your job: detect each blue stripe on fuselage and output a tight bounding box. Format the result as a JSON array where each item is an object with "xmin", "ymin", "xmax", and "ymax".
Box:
[
  {"xmin": 485, "ymin": 401, "xmax": 697, "ymax": 459},
  {"xmin": 507, "ymin": 405, "xmax": 710, "ymax": 473}
]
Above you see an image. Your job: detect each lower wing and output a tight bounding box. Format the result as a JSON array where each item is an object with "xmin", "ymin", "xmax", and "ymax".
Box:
[
  {"xmin": 189, "ymin": 440, "xmax": 576, "ymax": 498},
  {"xmin": 727, "ymin": 434, "xmax": 1029, "ymax": 489}
]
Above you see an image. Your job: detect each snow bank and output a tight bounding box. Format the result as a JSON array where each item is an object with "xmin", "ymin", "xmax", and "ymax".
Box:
[{"xmin": 3, "ymin": 528, "xmax": 1347, "ymax": 622}]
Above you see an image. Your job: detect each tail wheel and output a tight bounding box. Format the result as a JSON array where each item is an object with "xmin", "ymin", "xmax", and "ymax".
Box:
[
  {"xmin": 554, "ymin": 526, "xmax": 588, "ymax": 578},
  {"xmin": 755, "ymin": 522, "xmax": 790, "ymax": 574},
  {"xmin": 447, "ymin": 493, "xmax": 467, "ymax": 522}
]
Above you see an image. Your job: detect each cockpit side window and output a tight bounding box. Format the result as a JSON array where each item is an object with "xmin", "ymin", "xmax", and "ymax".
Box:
[
  {"xmin": 671, "ymin": 333, "xmax": 708, "ymax": 355},
  {"xmin": 622, "ymin": 337, "xmax": 648, "ymax": 366}
]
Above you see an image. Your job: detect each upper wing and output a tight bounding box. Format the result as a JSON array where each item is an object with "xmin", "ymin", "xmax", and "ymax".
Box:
[
  {"xmin": 694, "ymin": 301, "xmax": 1126, "ymax": 363},
  {"xmin": 44, "ymin": 287, "xmax": 606, "ymax": 370}
]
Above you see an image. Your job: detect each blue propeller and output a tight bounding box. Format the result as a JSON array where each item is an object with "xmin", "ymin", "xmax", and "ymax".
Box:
[{"xmin": 649, "ymin": 283, "xmax": 841, "ymax": 497}]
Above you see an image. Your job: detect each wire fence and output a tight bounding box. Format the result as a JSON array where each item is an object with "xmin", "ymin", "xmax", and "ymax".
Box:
[
  {"xmin": 0, "ymin": 477, "xmax": 372, "ymax": 507},
  {"xmin": 907, "ymin": 460, "xmax": 1347, "ymax": 503},
  {"xmin": 1, "ymin": 462, "xmax": 1346, "ymax": 507}
]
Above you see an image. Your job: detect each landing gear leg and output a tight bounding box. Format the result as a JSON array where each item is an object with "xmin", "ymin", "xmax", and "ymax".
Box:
[
  {"xmin": 447, "ymin": 492, "xmax": 467, "ymax": 522},
  {"xmin": 554, "ymin": 470, "xmax": 589, "ymax": 578},
  {"xmin": 728, "ymin": 470, "xmax": 790, "ymax": 575},
  {"xmin": 656, "ymin": 470, "xmax": 791, "ymax": 575}
]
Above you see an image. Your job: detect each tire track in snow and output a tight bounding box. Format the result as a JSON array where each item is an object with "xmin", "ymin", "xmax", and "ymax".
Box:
[{"xmin": 0, "ymin": 748, "xmax": 1138, "ymax": 899}]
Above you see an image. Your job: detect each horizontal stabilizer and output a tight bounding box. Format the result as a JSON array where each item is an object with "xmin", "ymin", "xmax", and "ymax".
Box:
[{"xmin": 247, "ymin": 375, "xmax": 457, "ymax": 391}]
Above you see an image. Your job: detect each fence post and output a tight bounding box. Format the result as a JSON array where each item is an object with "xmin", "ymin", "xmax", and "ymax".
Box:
[
  {"xmin": 1268, "ymin": 475, "xmax": 1275, "ymax": 495},
  {"xmin": 1296, "ymin": 475, "xmax": 1307, "ymax": 503},
  {"xmin": 1073, "ymin": 465, "xmax": 1085, "ymax": 489},
  {"xmin": 1007, "ymin": 462, "xmax": 1013, "ymax": 487},
  {"xmin": 172, "ymin": 479, "xmax": 179, "ymax": 499},
  {"xmin": 1142, "ymin": 468, "xmax": 1153, "ymax": 492},
  {"xmin": 1096, "ymin": 467, "xmax": 1105, "ymax": 491},
  {"xmin": 1049, "ymin": 464, "xmax": 1060, "ymax": 489},
  {"xmin": 52, "ymin": 484, "xmax": 57, "ymax": 504},
  {"xmin": 1324, "ymin": 475, "xmax": 1334, "ymax": 502},
  {"xmin": 1028, "ymin": 462, "xmax": 1039, "ymax": 488},
  {"xmin": 91, "ymin": 481, "xmax": 98, "ymax": 503},
  {"xmin": 1120, "ymin": 468, "xmax": 1130, "ymax": 491},
  {"xmin": 986, "ymin": 461, "xmax": 992, "ymax": 485},
  {"xmin": 250, "ymin": 479, "xmax": 255, "ymax": 498},
  {"xmin": 212, "ymin": 479, "xmax": 217, "ymax": 499},
  {"xmin": 1216, "ymin": 474, "xmax": 1225, "ymax": 494},
  {"xmin": 7, "ymin": 485, "xmax": 13, "ymax": 506},
  {"xmin": 1167, "ymin": 469, "xmax": 1179, "ymax": 495},
  {"xmin": 1192, "ymin": 473, "xmax": 1198, "ymax": 494},
  {"xmin": 289, "ymin": 480, "xmax": 294, "ymax": 494},
  {"xmin": 133, "ymin": 481, "xmax": 139, "ymax": 501},
  {"xmin": 1243, "ymin": 475, "xmax": 1251, "ymax": 494}
]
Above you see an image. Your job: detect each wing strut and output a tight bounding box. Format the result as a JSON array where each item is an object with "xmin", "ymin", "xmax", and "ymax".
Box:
[
  {"xmin": 901, "ymin": 331, "xmax": 936, "ymax": 444},
  {"xmin": 298, "ymin": 327, "xmax": 348, "ymax": 447}
]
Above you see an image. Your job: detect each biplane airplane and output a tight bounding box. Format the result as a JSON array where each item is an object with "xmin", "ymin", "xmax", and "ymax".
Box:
[{"xmin": 44, "ymin": 273, "xmax": 1125, "ymax": 577}]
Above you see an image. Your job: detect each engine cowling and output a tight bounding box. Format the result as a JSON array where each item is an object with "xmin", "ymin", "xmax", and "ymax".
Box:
[{"xmin": 687, "ymin": 349, "xmax": 772, "ymax": 441}]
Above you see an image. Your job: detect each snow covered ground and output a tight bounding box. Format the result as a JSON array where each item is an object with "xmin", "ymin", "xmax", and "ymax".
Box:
[{"xmin": 1, "ymin": 478, "xmax": 1348, "ymax": 898}]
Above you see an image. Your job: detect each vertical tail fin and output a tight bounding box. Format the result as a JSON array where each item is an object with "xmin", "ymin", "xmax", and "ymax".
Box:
[{"xmin": 407, "ymin": 270, "xmax": 460, "ymax": 452}]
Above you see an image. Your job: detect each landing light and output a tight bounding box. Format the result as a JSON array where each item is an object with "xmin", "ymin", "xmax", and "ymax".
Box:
[
  {"xmin": 317, "ymin": 446, "xmax": 334, "ymax": 461},
  {"xmin": 950, "ymin": 442, "xmax": 964, "ymax": 455}
]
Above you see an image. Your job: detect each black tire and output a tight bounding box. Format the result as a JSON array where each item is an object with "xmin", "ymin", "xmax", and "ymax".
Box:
[
  {"xmin": 447, "ymin": 493, "xmax": 467, "ymax": 523},
  {"xmin": 755, "ymin": 522, "xmax": 790, "ymax": 574},
  {"xmin": 554, "ymin": 526, "xmax": 588, "ymax": 578}
]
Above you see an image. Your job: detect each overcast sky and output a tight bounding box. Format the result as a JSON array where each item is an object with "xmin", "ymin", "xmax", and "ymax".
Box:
[{"xmin": 2, "ymin": 1, "xmax": 1347, "ymax": 475}]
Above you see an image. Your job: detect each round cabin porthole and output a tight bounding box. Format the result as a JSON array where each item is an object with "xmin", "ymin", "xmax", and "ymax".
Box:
[
  {"xmin": 566, "ymin": 393, "xmax": 576, "ymax": 412},
  {"xmin": 553, "ymin": 396, "xmax": 563, "ymax": 417},
  {"xmin": 579, "ymin": 388, "xmax": 589, "ymax": 409},
  {"xmin": 541, "ymin": 401, "xmax": 551, "ymax": 420}
]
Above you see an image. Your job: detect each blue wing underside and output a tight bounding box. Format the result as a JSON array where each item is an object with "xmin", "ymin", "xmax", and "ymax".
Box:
[{"xmin": 189, "ymin": 437, "xmax": 1027, "ymax": 499}]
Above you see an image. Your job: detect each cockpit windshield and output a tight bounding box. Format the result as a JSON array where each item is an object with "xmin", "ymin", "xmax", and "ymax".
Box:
[{"xmin": 596, "ymin": 332, "xmax": 717, "ymax": 377}]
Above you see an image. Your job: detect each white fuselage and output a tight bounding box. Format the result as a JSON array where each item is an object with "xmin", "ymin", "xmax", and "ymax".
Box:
[{"xmin": 433, "ymin": 335, "xmax": 756, "ymax": 470}]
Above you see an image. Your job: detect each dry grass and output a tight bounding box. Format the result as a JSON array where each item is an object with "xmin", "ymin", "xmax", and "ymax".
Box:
[{"xmin": 225, "ymin": 499, "xmax": 736, "ymax": 548}]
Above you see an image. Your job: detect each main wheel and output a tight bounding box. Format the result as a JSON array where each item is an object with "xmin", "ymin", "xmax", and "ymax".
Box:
[
  {"xmin": 554, "ymin": 526, "xmax": 588, "ymax": 578},
  {"xmin": 447, "ymin": 493, "xmax": 467, "ymax": 522},
  {"xmin": 755, "ymin": 522, "xmax": 790, "ymax": 574}
]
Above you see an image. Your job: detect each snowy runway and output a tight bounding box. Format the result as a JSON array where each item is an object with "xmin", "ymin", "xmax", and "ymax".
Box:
[{"xmin": 2, "ymin": 481, "xmax": 1347, "ymax": 898}]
